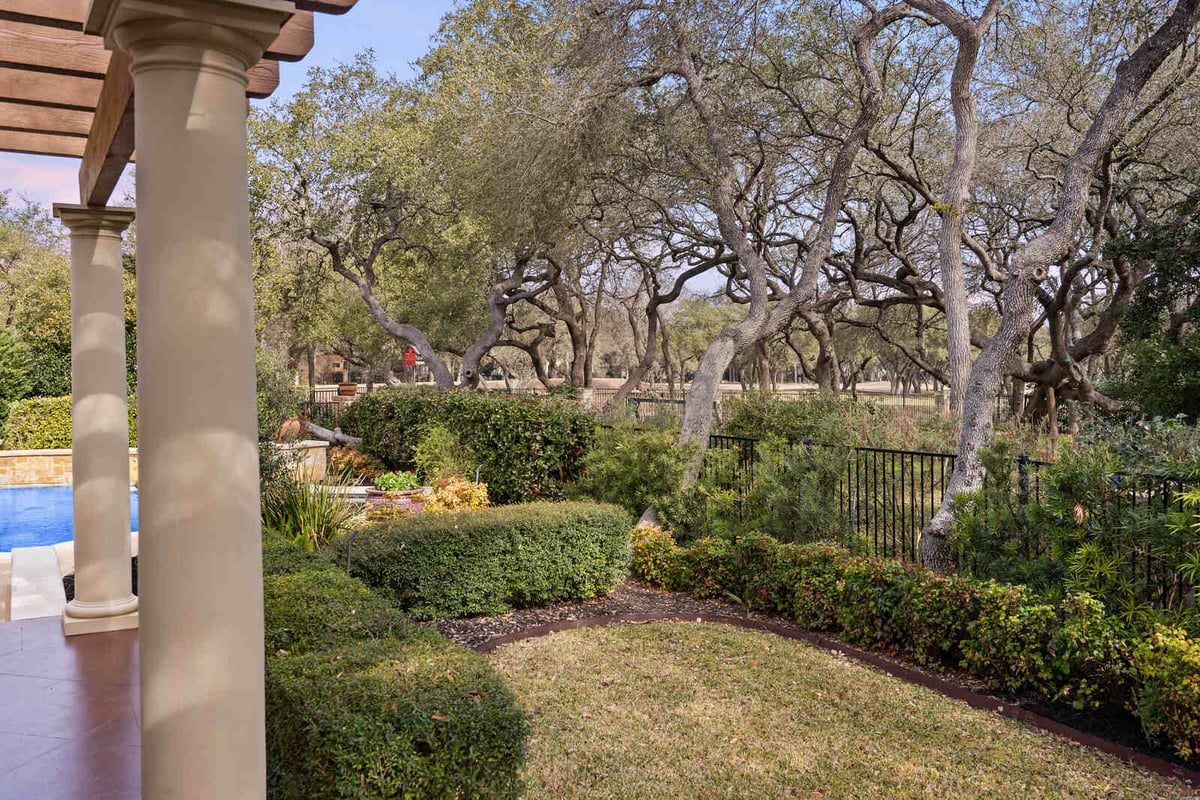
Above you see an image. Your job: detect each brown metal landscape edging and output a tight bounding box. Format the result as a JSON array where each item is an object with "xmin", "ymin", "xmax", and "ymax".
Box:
[{"xmin": 476, "ymin": 613, "xmax": 1200, "ymax": 788}]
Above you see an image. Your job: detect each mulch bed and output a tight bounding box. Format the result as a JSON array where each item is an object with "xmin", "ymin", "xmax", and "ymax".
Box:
[
  {"xmin": 63, "ymin": 556, "xmax": 137, "ymax": 603},
  {"xmin": 429, "ymin": 580, "xmax": 795, "ymax": 649},
  {"xmin": 431, "ymin": 578, "xmax": 1197, "ymax": 780}
]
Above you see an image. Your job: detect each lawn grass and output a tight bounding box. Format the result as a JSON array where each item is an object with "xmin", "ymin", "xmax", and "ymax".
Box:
[{"xmin": 490, "ymin": 622, "xmax": 1197, "ymax": 800}]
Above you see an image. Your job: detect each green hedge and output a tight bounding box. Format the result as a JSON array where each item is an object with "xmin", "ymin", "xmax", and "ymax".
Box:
[
  {"xmin": 262, "ymin": 533, "xmax": 528, "ymax": 798},
  {"xmin": 632, "ymin": 528, "xmax": 1200, "ymax": 764},
  {"xmin": 339, "ymin": 388, "xmax": 593, "ymax": 504},
  {"xmin": 343, "ymin": 502, "xmax": 631, "ymax": 619},
  {"xmin": 1, "ymin": 395, "xmax": 138, "ymax": 449}
]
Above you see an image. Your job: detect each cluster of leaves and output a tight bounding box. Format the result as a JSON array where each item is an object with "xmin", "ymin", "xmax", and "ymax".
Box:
[
  {"xmin": 0, "ymin": 329, "xmax": 31, "ymax": 432},
  {"xmin": 952, "ymin": 441, "xmax": 1200, "ymax": 634},
  {"xmin": 255, "ymin": 348, "xmax": 305, "ymax": 442},
  {"xmin": 374, "ymin": 470, "xmax": 422, "ymax": 492},
  {"xmin": 413, "ymin": 425, "xmax": 475, "ymax": 483},
  {"xmin": 576, "ymin": 426, "xmax": 856, "ymax": 545},
  {"xmin": 1, "ymin": 395, "xmax": 138, "ymax": 449},
  {"xmin": 261, "ymin": 531, "xmax": 528, "ymax": 798},
  {"xmin": 424, "ymin": 477, "xmax": 489, "ymax": 514},
  {"xmin": 718, "ymin": 393, "xmax": 961, "ymax": 453},
  {"xmin": 261, "ymin": 468, "xmax": 361, "ymax": 551},
  {"xmin": 629, "ymin": 528, "xmax": 1200, "ymax": 761},
  {"xmin": 327, "ymin": 445, "xmax": 386, "ymax": 483},
  {"xmin": 1105, "ymin": 196, "xmax": 1200, "ymax": 421},
  {"xmin": 340, "ymin": 388, "xmax": 593, "ymax": 504},
  {"xmin": 343, "ymin": 501, "xmax": 630, "ymax": 619}
]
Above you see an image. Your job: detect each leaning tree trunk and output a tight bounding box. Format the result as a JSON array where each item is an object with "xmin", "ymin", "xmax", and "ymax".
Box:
[
  {"xmin": 908, "ymin": 0, "xmax": 1000, "ymax": 416},
  {"xmin": 676, "ymin": 5, "xmax": 904, "ymax": 452},
  {"xmin": 920, "ymin": 0, "xmax": 1200, "ymax": 570}
]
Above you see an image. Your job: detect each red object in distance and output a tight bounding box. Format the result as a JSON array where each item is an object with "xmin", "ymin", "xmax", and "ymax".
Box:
[{"xmin": 403, "ymin": 346, "xmax": 418, "ymax": 367}]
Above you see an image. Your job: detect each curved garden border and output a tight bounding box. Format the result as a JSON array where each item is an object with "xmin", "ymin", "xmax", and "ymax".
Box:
[{"xmin": 476, "ymin": 612, "xmax": 1200, "ymax": 788}]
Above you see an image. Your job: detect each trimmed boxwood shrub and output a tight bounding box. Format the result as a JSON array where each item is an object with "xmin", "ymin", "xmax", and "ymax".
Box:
[
  {"xmin": 339, "ymin": 388, "xmax": 593, "ymax": 505},
  {"xmin": 343, "ymin": 502, "xmax": 631, "ymax": 619},
  {"xmin": 2, "ymin": 394, "xmax": 137, "ymax": 449},
  {"xmin": 262, "ymin": 533, "xmax": 528, "ymax": 798},
  {"xmin": 630, "ymin": 528, "xmax": 1200, "ymax": 764}
]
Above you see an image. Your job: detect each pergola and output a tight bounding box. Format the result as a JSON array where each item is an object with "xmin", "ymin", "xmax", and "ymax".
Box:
[{"xmin": 0, "ymin": 1, "xmax": 356, "ymax": 796}]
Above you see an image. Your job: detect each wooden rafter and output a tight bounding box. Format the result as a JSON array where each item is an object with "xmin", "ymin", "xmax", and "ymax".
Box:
[
  {"xmin": 0, "ymin": 0, "xmax": 360, "ymax": 205},
  {"xmin": 0, "ymin": 2, "xmax": 315, "ymax": 62}
]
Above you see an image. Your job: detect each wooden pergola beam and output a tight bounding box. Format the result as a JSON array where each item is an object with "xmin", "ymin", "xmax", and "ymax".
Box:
[
  {"xmin": 0, "ymin": 129, "xmax": 86, "ymax": 157},
  {"xmin": 79, "ymin": 49, "xmax": 132, "ymax": 207},
  {"xmin": 0, "ymin": 2, "xmax": 314, "ymax": 62},
  {"xmin": 0, "ymin": 101, "xmax": 91, "ymax": 136},
  {"xmin": 0, "ymin": 67, "xmax": 100, "ymax": 110},
  {"xmin": 295, "ymin": 0, "xmax": 357, "ymax": 14}
]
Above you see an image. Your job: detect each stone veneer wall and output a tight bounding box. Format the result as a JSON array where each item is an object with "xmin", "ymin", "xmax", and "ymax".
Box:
[
  {"xmin": 0, "ymin": 449, "xmax": 139, "ymax": 487},
  {"xmin": 0, "ymin": 441, "xmax": 328, "ymax": 487}
]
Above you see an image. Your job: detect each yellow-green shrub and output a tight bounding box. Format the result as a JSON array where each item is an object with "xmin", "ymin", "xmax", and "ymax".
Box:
[
  {"xmin": 2, "ymin": 394, "xmax": 137, "ymax": 449},
  {"xmin": 1133, "ymin": 626, "xmax": 1200, "ymax": 760}
]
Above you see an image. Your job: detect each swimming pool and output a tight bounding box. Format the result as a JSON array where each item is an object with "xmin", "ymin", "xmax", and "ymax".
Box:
[{"xmin": 0, "ymin": 486, "xmax": 139, "ymax": 552}]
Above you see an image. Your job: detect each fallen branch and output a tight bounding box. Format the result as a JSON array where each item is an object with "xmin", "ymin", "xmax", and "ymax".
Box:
[{"xmin": 302, "ymin": 420, "xmax": 363, "ymax": 447}]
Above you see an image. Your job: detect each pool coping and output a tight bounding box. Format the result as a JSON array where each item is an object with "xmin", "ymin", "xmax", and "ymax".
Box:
[{"xmin": 477, "ymin": 613, "xmax": 1200, "ymax": 788}]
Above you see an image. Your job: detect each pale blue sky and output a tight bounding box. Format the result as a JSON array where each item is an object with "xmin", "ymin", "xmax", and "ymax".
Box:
[{"xmin": 0, "ymin": 1, "xmax": 458, "ymax": 209}]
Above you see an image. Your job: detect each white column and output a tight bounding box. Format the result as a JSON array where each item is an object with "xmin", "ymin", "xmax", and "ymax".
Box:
[
  {"xmin": 53, "ymin": 204, "xmax": 138, "ymax": 637},
  {"xmin": 87, "ymin": 2, "xmax": 293, "ymax": 798}
]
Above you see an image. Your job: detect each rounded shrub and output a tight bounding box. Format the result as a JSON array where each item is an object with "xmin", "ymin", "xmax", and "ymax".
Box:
[
  {"xmin": 2, "ymin": 394, "xmax": 137, "ymax": 449},
  {"xmin": 339, "ymin": 388, "xmax": 593, "ymax": 505},
  {"xmin": 342, "ymin": 501, "xmax": 631, "ymax": 619},
  {"xmin": 262, "ymin": 532, "xmax": 528, "ymax": 798}
]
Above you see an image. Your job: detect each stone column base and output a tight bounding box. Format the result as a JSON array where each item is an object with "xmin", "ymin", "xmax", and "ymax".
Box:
[{"xmin": 63, "ymin": 609, "xmax": 139, "ymax": 637}]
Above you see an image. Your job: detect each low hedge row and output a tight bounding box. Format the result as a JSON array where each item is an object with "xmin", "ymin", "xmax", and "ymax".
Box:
[
  {"xmin": 630, "ymin": 526, "xmax": 1200, "ymax": 763},
  {"xmin": 1, "ymin": 394, "xmax": 138, "ymax": 449},
  {"xmin": 343, "ymin": 501, "xmax": 631, "ymax": 619},
  {"xmin": 339, "ymin": 388, "xmax": 593, "ymax": 504},
  {"xmin": 262, "ymin": 533, "xmax": 528, "ymax": 798}
]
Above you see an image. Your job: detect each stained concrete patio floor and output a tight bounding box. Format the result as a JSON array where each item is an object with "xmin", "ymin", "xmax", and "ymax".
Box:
[{"xmin": 0, "ymin": 617, "xmax": 139, "ymax": 799}]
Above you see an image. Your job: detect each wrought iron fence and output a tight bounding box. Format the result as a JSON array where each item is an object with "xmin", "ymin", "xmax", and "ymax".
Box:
[{"xmin": 702, "ymin": 434, "xmax": 1196, "ymax": 609}]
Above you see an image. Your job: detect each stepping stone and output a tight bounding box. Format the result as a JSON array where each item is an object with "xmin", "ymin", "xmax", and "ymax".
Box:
[{"xmin": 9, "ymin": 546, "xmax": 65, "ymax": 621}]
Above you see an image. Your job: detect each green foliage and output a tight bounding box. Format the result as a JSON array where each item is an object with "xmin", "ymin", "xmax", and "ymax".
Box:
[
  {"xmin": 720, "ymin": 392, "xmax": 884, "ymax": 444},
  {"xmin": 630, "ymin": 531, "xmax": 1144, "ymax": 715},
  {"xmin": 1132, "ymin": 626, "xmax": 1200, "ymax": 760},
  {"xmin": 1105, "ymin": 196, "xmax": 1200, "ymax": 420},
  {"xmin": 262, "ymin": 471, "xmax": 361, "ymax": 551},
  {"xmin": 256, "ymin": 348, "xmax": 303, "ymax": 442},
  {"xmin": 739, "ymin": 441, "xmax": 855, "ymax": 546},
  {"xmin": 340, "ymin": 388, "xmax": 593, "ymax": 504},
  {"xmin": 718, "ymin": 392, "xmax": 961, "ymax": 452},
  {"xmin": 0, "ymin": 329, "xmax": 31, "ymax": 431},
  {"xmin": 1, "ymin": 395, "xmax": 137, "ymax": 449},
  {"xmin": 628, "ymin": 524, "xmax": 685, "ymax": 589},
  {"xmin": 413, "ymin": 425, "xmax": 474, "ymax": 482},
  {"xmin": 952, "ymin": 441, "xmax": 1200, "ymax": 633},
  {"xmin": 328, "ymin": 445, "xmax": 386, "ymax": 483},
  {"xmin": 21, "ymin": 339, "xmax": 72, "ymax": 398},
  {"xmin": 375, "ymin": 470, "xmax": 422, "ymax": 492},
  {"xmin": 576, "ymin": 427, "xmax": 691, "ymax": 518},
  {"xmin": 343, "ymin": 502, "xmax": 631, "ymax": 619},
  {"xmin": 261, "ymin": 533, "xmax": 528, "ymax": 798}
]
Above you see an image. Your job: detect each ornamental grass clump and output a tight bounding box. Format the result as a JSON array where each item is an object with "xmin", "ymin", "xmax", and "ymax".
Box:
[{"xmin": 261, "ymin": 470, "xmax": 361, "ymax": 551}]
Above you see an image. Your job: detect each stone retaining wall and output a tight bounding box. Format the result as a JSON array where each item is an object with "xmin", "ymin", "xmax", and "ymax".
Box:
[
  {"xmin": 0, "ymin": 449, "xmax": 139, "ymax": 487},
  {"xmin": 0, "ymin": 441, "xmax": 328, "ymax": 487}
]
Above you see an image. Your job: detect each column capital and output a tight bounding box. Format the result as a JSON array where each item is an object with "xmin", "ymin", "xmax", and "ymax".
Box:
[
  {"xmin": 86, "ymin": 0, "xmax": 294, "ymax": 68},
  {"xmin": 53, "ymin": 204, "xmax": 136, "ymax": 236}
]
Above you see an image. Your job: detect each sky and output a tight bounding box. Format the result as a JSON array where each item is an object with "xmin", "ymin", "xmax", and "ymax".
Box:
[{"xmin": 0, "ymin": 2, "xmax": 458, "ymax": 209}]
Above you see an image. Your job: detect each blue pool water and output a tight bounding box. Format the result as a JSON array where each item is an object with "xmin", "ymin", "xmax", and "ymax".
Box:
[{"xmin": 0, "ymin": 487, "xmax": 139, "ymax": 552}]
